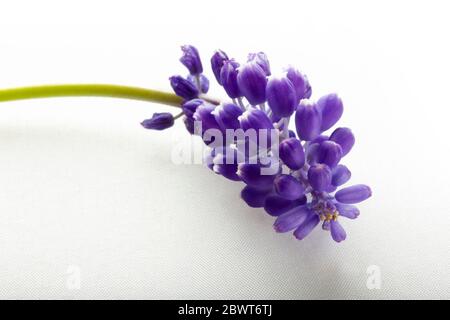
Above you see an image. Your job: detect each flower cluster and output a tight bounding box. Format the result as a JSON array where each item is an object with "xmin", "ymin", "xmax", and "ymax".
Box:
[{"xmin": 142, "ymin": 45, "xmax": 371, "ymax": 242}]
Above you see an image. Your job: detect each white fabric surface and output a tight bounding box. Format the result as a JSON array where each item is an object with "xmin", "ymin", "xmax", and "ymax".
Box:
[{"xmin": 0, "ymin": 0, "xmax": 448, "ymax": 299}]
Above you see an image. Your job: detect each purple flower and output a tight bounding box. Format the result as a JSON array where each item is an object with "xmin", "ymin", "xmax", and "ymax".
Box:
[
  {"xmin": 211, "ymin": 49, "xmax": 229, "ymax": 84},
  {"xmin": 237, "ymin": 162, "xmax": 279, "ymax": 189},
  {"xmin": 330, "ymin": 127, "xmax": 355, "ymax": 156},
  {"xmin": 334, "ymin": 203, "xmax": 360, "ymax": 219},
  {"xmin": 316, "ymin": 140, "xmax": 343, "ymax": 169},
  {"xmin": 237, "ymin": 62, "xmax": 267, "ymax": 105},
  {"xmin": 274, "ymin": 174, "xmax": 305, "ymax": 200},
  {"xmin": 220, "ymin": 60, "xmax": 241, "ymax": 99},
  {"xmin": 180, "ymin": 45, "xmax": 203, "ymax": 75},
  {"xmin": 273, "ymin": 205, "xmax": 311, "ymax": 233},
  {"xmin": 279, "ymin": 138, "xmax": 305, "ymax": 170},
  {"xmin": 248, "ymin": 52, "xmax": 271, "ymax": 76},
  {"xmin": 188, "ymin": 74, "xmax": 209, "ymax": 94},
  {"xmin": 335, "ymin": 184, "xmax": 372, "ymax": 204},
  {"xmin": 295, "ymin": 99, "xmax": 322, "ymax": 141},
  {"xmin": 330, "ymin": 220, "xmax": 346, "ymax": 242},
  {"xmin": 266, "ymin": 75, "xmax": 297, "ymax": 117},
  {"xmin": 158, "ymin": 44, "xmax": 372, "ymax": 243},
  {"xmin": 332, "ymin": 164, "xmax": 351, "ymax": 187},
  {"xmin": 212, "ymin": 148, "xmax": 242, "ymax": 181},
  {"xmin": 170, "ymin": 75, "xmax": 199, "ymax": 100},
  {"xmin": 286, "ymin": 66, "xmax": 307, "ymax": 103},
  {"xmin": 141, "ymin": 113, "xmax": 174, "ymax": 130},
  {"xmin": 318, "ymin": 93, "xmax": 343, "ymax": 131},
  {"xmin": 241, "ymin": 185, "xmax": 272, "ymax": 208},
  {"xmin": 212, "ymin": 103, "xmax": 243, "ymax": 131},
  {"xmin": 308, "ymin": 164, "xmax": 332, "ymax": 192},
  {"xmin": 264, "ymin": 195, "xmax": 306, "ymax": 216},
  {"xmin": 239, "ymin": 107, "xmax": 274, "ymax": 131},
  {"xmin": 293, "ymin": 213, "xmax": 320, "ymax": 240}
]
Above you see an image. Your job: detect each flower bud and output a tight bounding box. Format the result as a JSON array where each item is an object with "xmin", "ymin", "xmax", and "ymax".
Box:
[
  {"xmin": 141, "ymin": 113, "xmax": 174, "ymax": 130},
  {"xmin": 311, "ymin": 135, "xmax": 329, "ymax": 144},
  {"xmin": 274, "ymin": 174, "xmax": 305, "ymax": 200},
  {"xmin": 188, "ymin": 74, "xmax": 209, "ymax": 93},
  {"xmin": 303, "ymin": 75, "xmax": 312, "ymax": 99},
  {"xmin": 295, "ymin": 100, "xmax": 322, "ymax": 141},
  {"xmin": 266, "ymin": 75, "xmax": 297, "ymax": 117},
  {"xmin": 317, "ymin": 140, "xmax": 342, "ymax": 168},
  {"xmin": 169, "ymin": 75, "xmax": 199, "ymax": 100},
  {"xmin": 183, "ymin": 117, "xmax": 195, "ymax": 134},
  {"xmin": 305, "ymin": 142, "xmax": 320, "ymax": 165},
  {"xmin": 193, "ymin": 103, "xmax": 221, "ymax": 132},
  {"xmin": 237, "ymin": 62, "xmax": 267, "ymax": 105},
  {"xmin": 318, "ymin": 93, "xmax": 343, "ymax": 131},
  {"xmin": 279, "ymin": 138, "xmax": 305, "ymax": 170},
  {"xmin": 239, "ymin": 107, "xmax": 274, "ymax": 131},
  {"xmin": 220, "ymin": 60, "xmax": 241, "ymax": 99},
  {"xmin": 335, "ymin": 184, "xmax": 372, "ymax": 204},
  {"xmin": 182, "ymin": 99, "xmax": 204, "ymax": 118},
  {"xmin": 239, "ymin": 108, "xmax": 275, "ymax": 148},
  {"xmin": 211, "ymin": 49, "xmax": 229, "ymax": 84},
  {"xmin": 264, "ymin": 195, "xmax": 306, "ymax": 216},
  {"xmin": 180, "ymin": 45, "xmax": 203, "ymax": 75},
  {"xmin": 286, "ymin": 66, "xmax": 307, "ymax": 103},
  {"xmin": 330, "ymin": 220, "xmax": 346, "ymax": 242},
  {"xmin": 237, "ymin": 162, "xmax": 278, "ymax": 189},
  {"xmin": 329, "ymin": 127, "xmax": 355, "ymax": 156},
  {"xmin": 247, "ymin": 52, "xmax": 271, "ymax": 76},
  {"xmin": 212, "ymin": 151, "xmax": 241, "ymax": 181},
  {"xmin": 241, "ymin": 185, "xmax": 272, "ymax": 208},
  {"xmin": 332, "ymin": 164, "xmax": 351, "ymax": 186},
  {"xmin": 273, "ymin": 205, "xmax": 310, "ymax": 233},
  {"xmin": 293, "ymin": 213, "xmax": 320, "ymax": 240},
  {"xmin": 212, "ymin": 103, "xmax": 243, "ymax": 131},
  {"xmin": 335, "ymin": 203, "xmax": 360, "ymax": 219},
  {"xmin": 308, "ymin": 164, "xmax": 332, "ymax": 192}
]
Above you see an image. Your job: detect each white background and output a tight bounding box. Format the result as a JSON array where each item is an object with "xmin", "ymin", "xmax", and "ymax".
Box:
[{"xmin": 0, "ymin": 0, "xmax": 448, "ymax": 299}]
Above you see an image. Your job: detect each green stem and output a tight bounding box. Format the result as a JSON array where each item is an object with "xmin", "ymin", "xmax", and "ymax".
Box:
[{"xmin": 0, "ymin": 84, "xmax": 183, "ymax": 107}]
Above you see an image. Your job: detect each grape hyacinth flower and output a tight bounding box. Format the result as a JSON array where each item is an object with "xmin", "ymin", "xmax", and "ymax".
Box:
[
  {"xmin": 1, "ymin": 44, "xmax": 370, "ymax": 244},
  {"xmin": 140, "ymin": 44, "xmax": 372, "ymax": 243}
]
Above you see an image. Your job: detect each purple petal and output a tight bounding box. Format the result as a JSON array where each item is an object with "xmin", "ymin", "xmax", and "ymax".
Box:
[
  {"xmin": 212, "ymin": 103, "xmax": 243, "ymax": 131},
  {"xmin": 220, "ymin": 60, "xmax": 241, "ymax": 99},
  {"xmin": 266, "ymin": 75, "xmax": 297, "ymax": 117},
  {"xmin": 274, "ymin": 174, "xmax": 305, "ymax": 200},
  {"xmin": 330, "ymin": 220, "xmax": 347, "ymax": 242},
  {"xmin": 279, "ymin": 138, "xmax": 305, "ymax": 170},
  {"xmin": 180, "ymin": 45, "xmax": 203, "ymax": 75},
  {"xmin": 141, "ymin": 113, "xmax": 174, "ymax": 130},
  {"xmin": 295, "ymin": 99, "xmax": 322, "ymax": 141},
  {"xmin": 286, "ymin": 66, "xmax": 307, "ymax": 103},
  {"xmin": 169, "ymin": 75, "xmax": 199, "ymax": 100},
  {"xmin": 335, "ymin": 203, "xmax": 360, "ymax": 219},
  {"xmin": 308, "ymin": 164, "xmax": 332, "ymax": 192},
  {"xmin": 332, "ymin": 164, "xmax": 351, "ymax": 186},
  {"xmin": 317, "ymin": 140, "xmax": 343, "ymax": 169},
  {"xmin": 273, "ymin": 205, "xmax": 310, "ymax": 233},
  {"xmin": 237, "ymin": 62, "xmax": 267, "ymax": 105},
  {"xmin": 264, "ymin": 195, "xmax": 306, "ymax": 216},
  {"xmin": 335, "ymin": 184, "xmax": 372, "ymax": 204},
  {"xmin": 318, "ymin": 93, "xmax": 343, "ymax": 131},
  {"xmin": 241, "ymin": 185, "xmax": 272, "ymax": 208},
  {"xmin": 211, "ymin": 49, "xmax": 229, "ymax": 84},
  {"xmin": 293, "ymin": 213, "xmax": 320, "ymax": 240},
  {"xmin": 329, "ymin": 127, "xmax": 355, "ymax": 157}
]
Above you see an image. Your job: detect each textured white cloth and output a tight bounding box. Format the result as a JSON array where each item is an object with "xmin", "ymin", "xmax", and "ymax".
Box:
[{"xmin": 0, "ymin": 0, "xmax": 448, "ymax": 299}]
